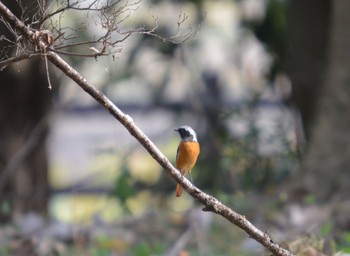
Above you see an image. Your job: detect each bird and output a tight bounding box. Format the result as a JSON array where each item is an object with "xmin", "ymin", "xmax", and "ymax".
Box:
[{"xmin": 174, "ymin": 126, "xmax": 200, "ymax": 197}]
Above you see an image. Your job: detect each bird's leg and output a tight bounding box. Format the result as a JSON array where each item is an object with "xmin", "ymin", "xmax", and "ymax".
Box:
[{"xmin": 188, "ymin": 171, "xmax": 193, "ymax": 183}]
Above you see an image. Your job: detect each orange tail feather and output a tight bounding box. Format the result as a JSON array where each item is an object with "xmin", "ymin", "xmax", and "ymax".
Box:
[{"xmin": 175, "ymin": 184, "xmax": 183, "ymax": 197}]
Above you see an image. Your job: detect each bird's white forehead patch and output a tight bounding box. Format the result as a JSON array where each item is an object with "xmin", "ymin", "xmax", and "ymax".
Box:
[{"xmin": 178, "ymin": 126, "xmax": 198, "ymax": 141}]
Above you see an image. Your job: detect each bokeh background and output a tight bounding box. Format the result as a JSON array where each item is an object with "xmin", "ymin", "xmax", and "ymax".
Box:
[{"xmin": 1, "ymin": 0, "xmax": 350, "ymax": 255}]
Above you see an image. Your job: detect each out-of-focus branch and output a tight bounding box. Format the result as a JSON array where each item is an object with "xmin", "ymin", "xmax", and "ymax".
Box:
[
  {"xmin": 0, "ymin": 111, "xmax": 49, "ymax": 191},
  {"xmin": 0, "ymin": 52, "xmax": 40, "ymax": 70},
  {"xmin": 39, "ymin": 0, "xmax": 129, "ymax": 26},
  {"xmin": 0, "ymin": 2, "xmax": 294, "ymax": 255}
]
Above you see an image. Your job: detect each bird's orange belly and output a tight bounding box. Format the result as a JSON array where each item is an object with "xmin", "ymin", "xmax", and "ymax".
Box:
[{"xmin": 176, "ymin": 141, "xmax": 200, "ymax": 172}]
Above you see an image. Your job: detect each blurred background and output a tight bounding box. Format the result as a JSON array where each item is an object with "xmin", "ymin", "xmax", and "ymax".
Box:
[{"xmin": 1, "ymin": 0, "xmax": 350, "ymax": 255}]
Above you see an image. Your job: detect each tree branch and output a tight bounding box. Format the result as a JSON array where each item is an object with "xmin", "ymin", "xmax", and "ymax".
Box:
[
  {"xmin": 0, "ymin": 2, "xmax": 294, "ymax": 255},
  {"xmin": 0, "ymin": 52, "xmax": 41, "ymax": 70},
  {"xmin": 46, "ymin": 50, "xmax": 294, "ymax": 256}
]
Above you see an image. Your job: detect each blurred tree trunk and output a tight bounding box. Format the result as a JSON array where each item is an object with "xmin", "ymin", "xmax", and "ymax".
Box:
[
  {"xmin": 288, "ymin": 0, "xmax": 331, "ymax": 140},
  {"xmin": 288, "ymin": 0, "xmax": 350, "ymax": 200},
  {"xmin": 0, "ymin": 0, "xmax": 51, "ymax": 221}
]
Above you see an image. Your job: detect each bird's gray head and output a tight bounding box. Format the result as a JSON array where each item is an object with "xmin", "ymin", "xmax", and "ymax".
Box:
[{"xmin": 174, "ymin": 126, "xmax": 198, "ymax": 142}]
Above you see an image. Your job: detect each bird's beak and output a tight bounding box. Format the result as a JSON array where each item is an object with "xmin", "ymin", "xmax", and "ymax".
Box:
[{"xmin": 174, "ymin": 129, "xmax": 178, "ymax": 132}]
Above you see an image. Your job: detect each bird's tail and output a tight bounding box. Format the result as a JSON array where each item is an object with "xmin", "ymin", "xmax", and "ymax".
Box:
[{"xmin": 175, "ymin": 183, "xmax": 183, "ymax": 197}]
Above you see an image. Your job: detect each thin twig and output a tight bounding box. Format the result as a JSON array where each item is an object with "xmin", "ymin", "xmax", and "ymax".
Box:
[
  {"xmin": 43, "ymin": 50, "xmax": 52, "ymax": 89},
  {"xmin": 49, "ymin": 48, "xmax": 108, "ymax": 57}
]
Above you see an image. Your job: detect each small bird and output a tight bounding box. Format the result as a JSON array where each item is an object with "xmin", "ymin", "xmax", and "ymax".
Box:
[{"xmin": 174, "ymin": 126, "xmax": 200, "ymax": 197}]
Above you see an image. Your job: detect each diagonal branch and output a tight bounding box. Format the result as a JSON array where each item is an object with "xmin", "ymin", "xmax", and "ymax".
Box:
[
  {"xmin": 46, "ymin": 50, "xmax": 294, "ymax": 256},
  {"xmin": 48, "ymin": 49, "xmax": 294, "ymax": 256},
  {"xmin": 0, "ymin": 2, "xmax": 294, "ymax": 256}
]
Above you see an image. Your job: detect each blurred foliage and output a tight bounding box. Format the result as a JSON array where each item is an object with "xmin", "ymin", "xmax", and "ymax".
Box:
[
  {"xmin": 320, "ymin": 221, "xmax": 332, "ymax": 237},
  {"xmin": 104, "ymin": 0, "xmax": 297, "ymax": 215},
  {"xmin": 286, "ymin": 235, "xmax": 335, "ymax": 255},
  {"xmin": 303, "ymin": 194, "xmax": 317, "ymax": 205},
  {"xmin": 243, "ymin": 0, "xmax": 288, "ymax": 78},
  {"xmin": 338, "ymin": 232, "xmax": 350, "ymax": 253},
  {"xmin": 223, "ymin": 116, "xmax": 294, "ymax": 192},
  {"xmin": 129, "ymin": 241, "xmax": 165, "ymax": 256},
  {"xmin": 0, "ymin": 200, "xmax": 11, "ymax": 218},
  {"xmin": 2, "ymin": 217, "xmax": 350, "ymax": 255},
  {"xmin": 50, "ymin": 0, "xmax": 295, "ymax": 206},
  {"xmin": 2, "ymin": 0, "xmax": 350, "ymax": 255},
  {"xmin": 112, "ymin": 164, "xmax": 136, "ymax": 214}
]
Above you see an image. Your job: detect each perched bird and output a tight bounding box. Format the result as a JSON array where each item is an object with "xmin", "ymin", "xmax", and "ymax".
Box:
[{"xmin": 174, "ymin": 126, "xmax": 200, "ymax": 197}]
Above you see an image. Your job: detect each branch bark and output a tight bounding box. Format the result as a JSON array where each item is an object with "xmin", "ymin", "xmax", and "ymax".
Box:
[
  {"xmin": 47, "ymin": 52, "xmax": 295, "ymax": 256},
  {"xmin": 0, "ymin": 2, "xmax": 294, "ymax": 255}
]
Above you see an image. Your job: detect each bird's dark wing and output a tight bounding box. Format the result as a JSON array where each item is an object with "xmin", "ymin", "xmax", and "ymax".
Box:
[{"xmin": 176, "ymin": 145, "xmax": 179, "ymax": 164}]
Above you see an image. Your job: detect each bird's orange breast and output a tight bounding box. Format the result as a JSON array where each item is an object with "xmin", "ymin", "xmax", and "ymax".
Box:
[{"xmin": 176, "ymin": 141, "xmax": 200, "ymax": 172}]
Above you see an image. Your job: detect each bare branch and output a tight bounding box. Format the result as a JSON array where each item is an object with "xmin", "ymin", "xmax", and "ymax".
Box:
[
  {"xmin": 50, "ymin": 48, "xmax": 109, "ymax": 57},
  {"xmin": 37, "ymin": 0, "xmax": 199, "ymax": 57},
  {"xmin": 40, "ymin": 0, "xmax": 126, "ymax": 25},
  {"xmin": 0, "ymin": 52, "xmax": 41, "ymax": 71},
  {"xmin": 47, "ymin": 50, "xmax": 295, "ymax": 256},
  {"xmin": 0, "ymin": 2, "xmax": 294, "ymax": 255},
  {"xmin": 120, "ymin": 9, "xmax": 201, "ymax": 44},
  {"xmin": 41, "ymin": 0, "xmax": 142, "ymax": 56}
]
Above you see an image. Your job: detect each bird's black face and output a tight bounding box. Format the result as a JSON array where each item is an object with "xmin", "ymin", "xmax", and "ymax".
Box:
[
  {"xmin": 174, "ymin": 126, "xmax": 197, "ymax": 142},
  {"xmin": 175, "ymin": 127, "xmax": 191, "ymax": 140}
]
